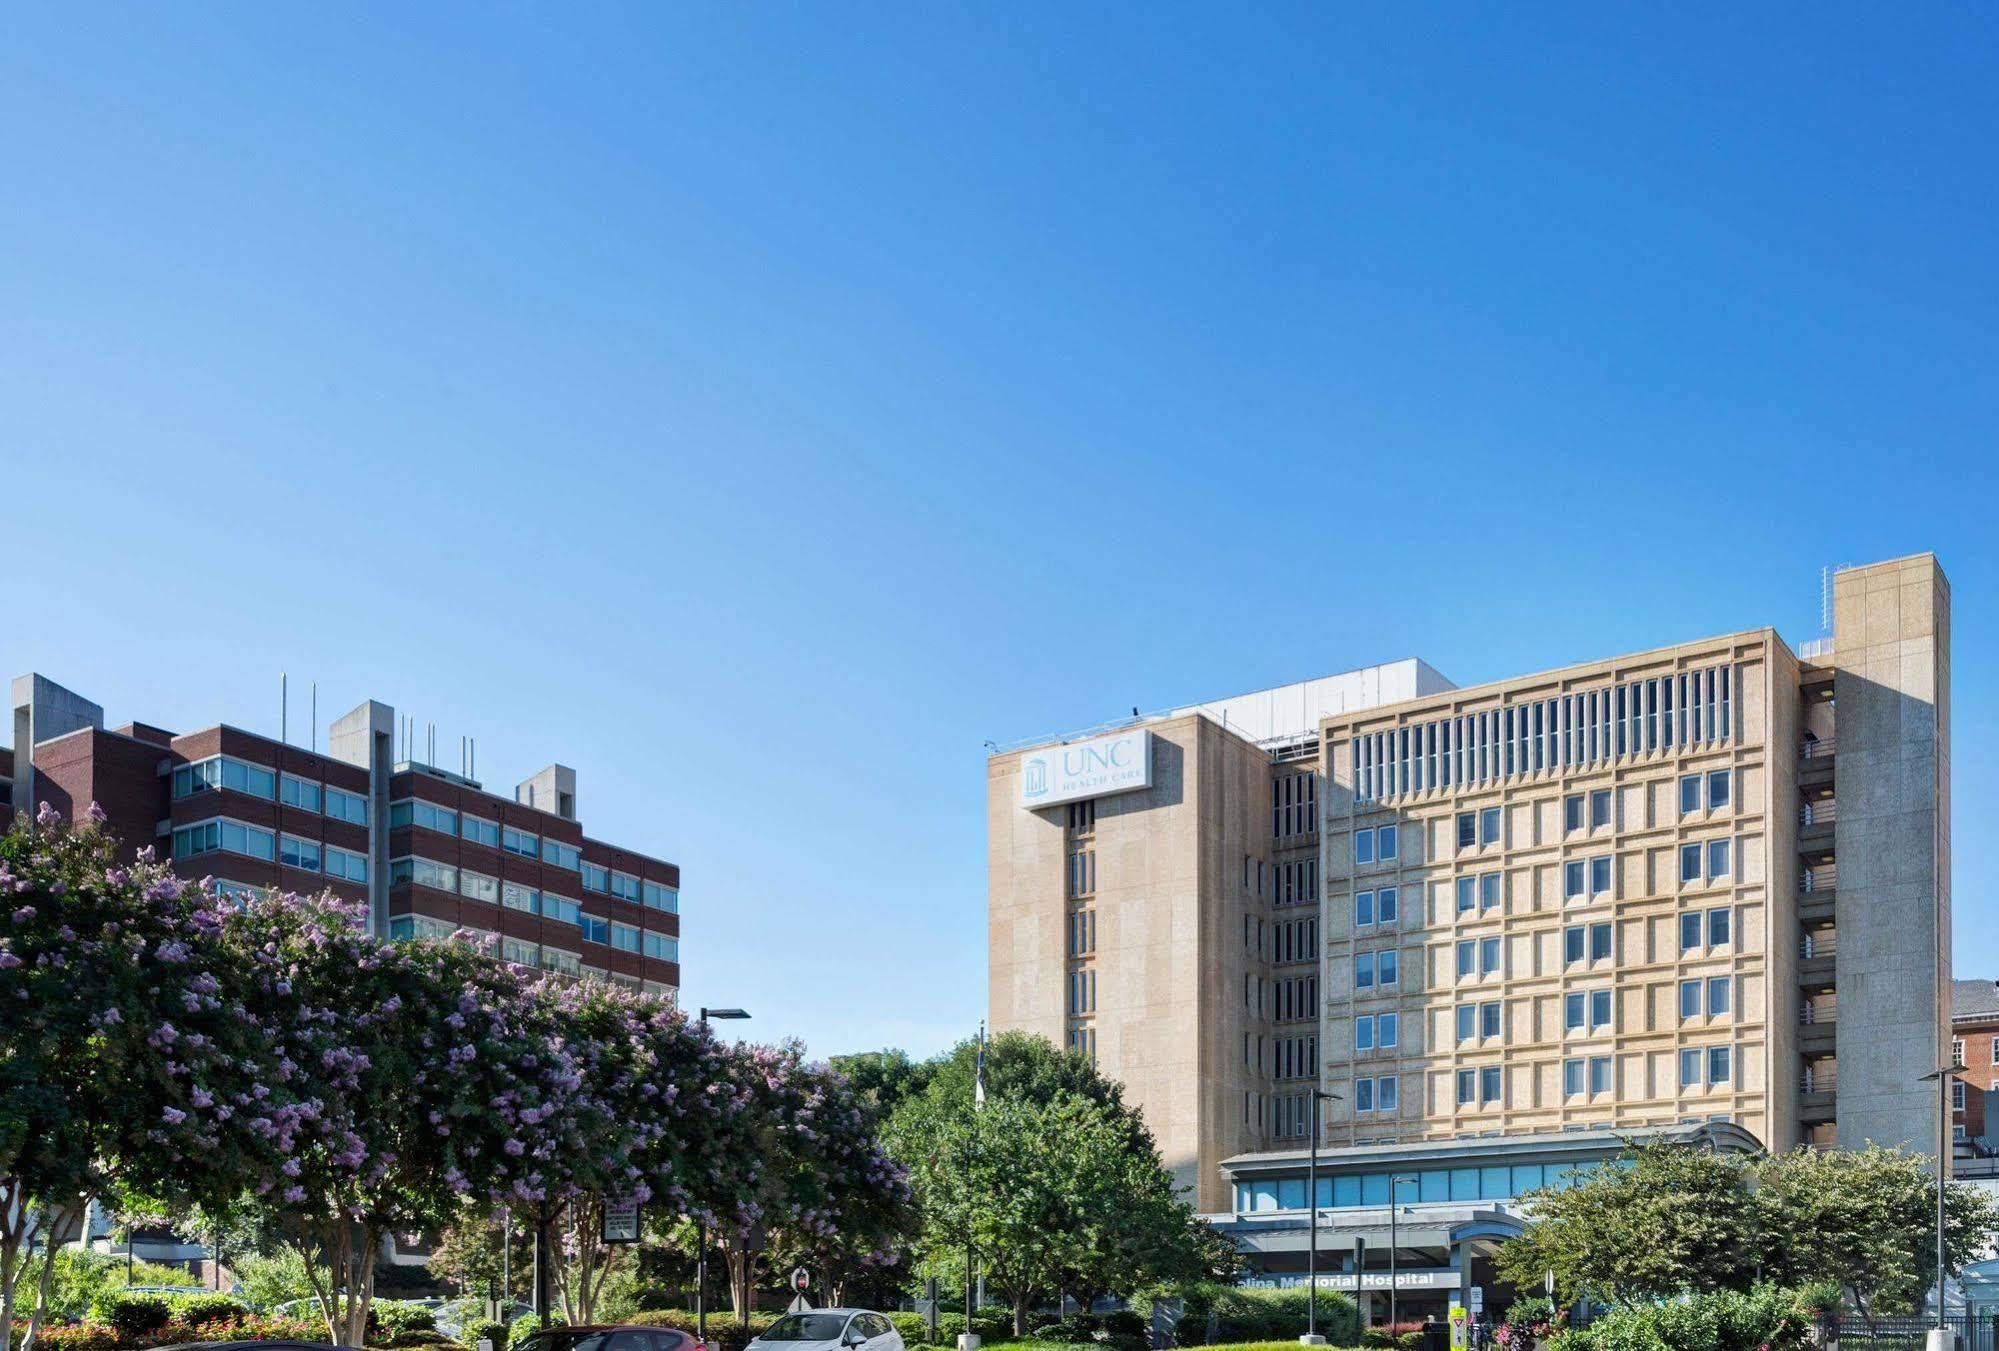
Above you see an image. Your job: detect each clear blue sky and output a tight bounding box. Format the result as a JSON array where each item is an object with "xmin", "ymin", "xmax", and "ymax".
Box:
[{"xmin": 4, "ymin": 6, "xmax": 1995, "ymax": 1059}]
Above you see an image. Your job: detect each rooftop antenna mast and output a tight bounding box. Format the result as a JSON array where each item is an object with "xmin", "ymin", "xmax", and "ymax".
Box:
[{"xmin": 281, "ymin": 673, "xmax": 288, "ymax": 746}]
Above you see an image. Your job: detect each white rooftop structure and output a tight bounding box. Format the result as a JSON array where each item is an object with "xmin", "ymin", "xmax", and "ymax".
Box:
[
  {"xmin": 997, "ymin": 657, "xmax": 1453, "ymax": 756},
  {"xmin": 1169, "ymin": 657, "xmax": 1454, "ymax": 747}
]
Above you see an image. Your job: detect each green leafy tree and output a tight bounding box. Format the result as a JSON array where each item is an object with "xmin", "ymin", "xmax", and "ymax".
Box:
[
  {"xmin": 1495, "ymin": 1142, "xmax": 1759, "ymax": 1308},
  {"xmin": 1753, "ymin": 1145, "xmax": 1998, "ymax": 1329},
  {"xmin": 903, "ymin": 1092, "xmax": 1200, "ymax": 1334}
]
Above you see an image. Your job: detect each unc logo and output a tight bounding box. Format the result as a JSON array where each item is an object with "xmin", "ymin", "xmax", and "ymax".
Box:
[{"xmin": 1023, "ymin": 759, "xmax": 1049, "ymax": 798}]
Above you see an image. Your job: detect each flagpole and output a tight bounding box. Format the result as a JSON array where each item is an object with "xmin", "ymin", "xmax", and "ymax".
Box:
[{"xmin": 964, "ymin": 1023, "xmax": 987, "ymax": 1351}]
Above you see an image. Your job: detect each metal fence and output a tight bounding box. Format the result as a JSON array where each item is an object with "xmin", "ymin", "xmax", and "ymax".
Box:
[{"xmin": 1825, "ymin": 1312, "xmax": 1999, "ymax": 1351}]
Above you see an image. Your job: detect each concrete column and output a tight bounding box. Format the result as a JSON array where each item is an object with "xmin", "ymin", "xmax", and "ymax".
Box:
[
  {"xmin": 331, "ymin": 700, "xmax": 395, "ymax": 939},
  {"xmin": 1830, "ymin": 555, "xmax": 1951, "ymax": 1156},
  {"xmin": 10, "ymin": 673, "xmax": 103, "ymax": 822}
]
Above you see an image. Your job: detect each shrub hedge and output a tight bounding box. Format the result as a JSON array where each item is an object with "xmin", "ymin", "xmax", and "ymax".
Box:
[{"xmin": 1548, "ymin": 1287, "xmax": 1821, "ymax": 1351}]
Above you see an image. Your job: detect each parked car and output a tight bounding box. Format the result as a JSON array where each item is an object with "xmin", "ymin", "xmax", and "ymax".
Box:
[
  {"xmin": 746, "ymin": 1310, "xmax": 903, "ymax": 1351},
  {"xmin": 514, "ymin": 1325, "xmax": 703, "ymax": 1351}
]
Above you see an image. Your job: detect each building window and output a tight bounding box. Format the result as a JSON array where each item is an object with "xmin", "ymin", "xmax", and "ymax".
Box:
[
  {"xmin": 325, "ymin": 846, "xmax": 368, "ymax": 884},
  {"xmin": 1480, "ymin": 1001, "xmax": 1501, "ymax": 1040},
  {"xmin": 458, "ymin": 868, "xmax": 498, "ymax": 904},
  {"xmin": 172, "ymin": 818, "xmax": 276, "ymax": 863},
  {"xmin": 541, "ymin": 947, "xmax": 582, "ymax": 976},
  {"xmin": 1564, "ymin": 794, "xmax": 1584, "ymax": 833},
  {"xmin": 1480, "ymin": 807, "xmax": 1501, "ymax": 845},
  {"xmin": 610, "ymin": 871, "xmax": 642, "ymax": 904},
  {"xmin": 501, "ymin": 826, "xmax": 538, "ymax": 858},
  {"xmin": 1563, "ymin": 1058, "xmax": 1585, "ymax": 1098},
  {"xmin": 1566, "ymin": 922, "xmax": 1612, "ymax": 966},
  {"xmin": 1708, "ymin": 976, "xmax": 1732, "ymax": 1017},
  {"xmin": 1709, "ymin": 1046, "xmax": 1733, "ymax": 1085},
  {"xmin": 388, "ymin": 914, "xmax": 457, "ymax": 943},
  {"xmin": 1456, "ymin": 878, "xmax": 1476, "ymax": 915},
  {"xmin": 581, "ymin": 862, "xmax": 610, "ymax": 893},
  {"xmin": 1566, "ymin": 990, "xmax": 1613, "ymax": 1033},
  {"xmin": 1590, "ymin": 789, "xmax": 1611, "ymax": 829},
  {"xmin": 1680, "ymin": 979, "xmax": 1703, "ymax": 1021},
  {"xmin": 390, "ymin": 855, "xmax": 458, "ymax": 893},
  {"xmin": 501, "ymin": 937, "xmax": 540, "ymax": 968},
  {"xmin": 642, "ymin": 931, "xmax": 679, "ymax": 962},
  {"xmin": 1378, "ymin": 1011, "xmax": 1399, "ymax": 1048},
  {"xmin": 1480, "ymin": 872, "xmax": 1502, "ymax": 910},
  {"xmin": 580, "ymin": 915, "xmax": 609, "ymax": 944},
  {"xmin": 541, "ymin": 839, "xmax": 582, "ymax": 871},
  {"xmin": 1456, "ymin": 1069, "xmax": 1477, "ymax": 1106},
  {"xmin": 1708, "ymin": 770, "xmax": 1731, "ymax": 809},
  {"xmin": 1589, "ymin": 1055, "xmax": 1613, "ymax": 1095},
  {"xmin": 1480, "ymin": 1066, "xmax": 1503, "ymax": 1104},
  {"xmin": 543, "ymin": 892, "xmax": 582, "ymax": 925},
  {"xmin": 1456, "ymin": 813, "xmax": 1477, "ymax": 849},
  {"xmin": 1357, "ymin": 949, "xmax": 1398, "ymax": 990},
  {"xmin": 1708, "ymin": 840, "xmax": 1732, "ymax": 880},
  {"xmin": 1067, "ymin": 968, "xmax": 1097, "ymax": 1015},
  {"xmin": 1067, "ymin": 799, "xmax": 1096, "ymax": 837},
  {"xmin": 1456, "ymin": 1004, "xmax": 1476, "ymax": 1043},
  {"xmin": 280, "ymin": 774, "xmax": 322, "ymax": 813},
  {"xmin": 642, "ymin": 881, "xmax": 679, "ymax": 914},
  {"xmin": 1953, "ymin": 1080, "xmax": 1968, "ymax": 1112},
  {"xmin": 1068, "ymin": 909, "xmax": 1096, "ymax": 956},
  {"xmin": 1357, "ymin": 828, "xmax": 1374, "ymax": 865},
  {"xmin": 1681, "ymin": 912, "xmax": 1703, "ymax": 952},
  {"xmin": 279, "ymin": 834, "xmax": 322, "ymax": 873},
  {"xmin": 326, "ymin": 787, "xmax": 368, "ymax": 826},
  {"xmin": 1564, "ymin": 861, "xmax": 1585, "ymax": 900},
  {"xmin": 1680, "ymin": 843, "xmax": 1703, "ymax": 884},
  {"xmin": 502, "ymin": 882, "xmax": 540, "ymax": 914},
  {"xmin": 1590, "ymin": 856, "xmax": 1611, "ymax": 896},
  {"xmin": 1377, "ymin": 1075, "xmax": 1399, "ymax": 1112},
  {"xmin": 390, "ymin": 798, "xmax": 459, "ymax": 836},
  {"xmin": 1273, "ymin": 772, "xmax": 1317, "ymax": 839},
  {"xmin": 1679, "ymin": 775, "xmax": 1702, "ymax": 815},
  {"xmin": 172, "ymin": 757, "xmax": 277, "ymax": 802},
  {"xmin": 1379, "ymin": 824, "xmax": 1399, "ymax": 860},
  {"xmin": 610, "ymin": 921, "xmax": 640, "ymax": 952},
  {"xmin": 1067, "ymin": 850, "xmax": 1096, "ymax": 898},
  {"xmin": 1481, "ymin": 936, "xmax": 1501, "ymax": 975},
  {"xmin": 1708, "ymin": 907, "xmax": 1732, "ymax": 946},
  {"xmin": 462, "ymin": 815, "xmax": 502, "ymax": 848}
]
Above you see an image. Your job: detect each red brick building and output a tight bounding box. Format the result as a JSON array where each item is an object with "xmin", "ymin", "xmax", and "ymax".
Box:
[
  {"xmin": 1953, "ymin": 978, "xmax": 1999, "ymax": 1153},
  {"xmin": 6, "ymin": 672, "xmax": 681, "ymax": 1000}
]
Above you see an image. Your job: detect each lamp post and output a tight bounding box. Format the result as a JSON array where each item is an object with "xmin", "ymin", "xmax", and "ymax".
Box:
[
  {"xmin": 1920, "ymin": 1060, "xmax": 1967, "ymax": 1351},
  {"xmin": 1387, "ymin": 1176, "xmax": 1417, "ymax": 1333},
  {"xmin": 1302, "ymin": 1090, "xmax": 1343, "ymax": 1346},
  {"xmin": 698, "ymin": 1007, "xmax": 752, "ymax": 1344}
]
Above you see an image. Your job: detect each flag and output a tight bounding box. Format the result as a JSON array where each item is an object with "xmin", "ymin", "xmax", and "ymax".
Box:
[{"xmin": 974, "ymin": 1022, "xmax": 987, "ymax": 1111}]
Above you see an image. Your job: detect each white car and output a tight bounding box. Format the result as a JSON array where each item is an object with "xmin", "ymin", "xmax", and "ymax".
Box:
[{"xmin": 747, "ymin": 1310, "xmax": 903, "ymax": 1351}]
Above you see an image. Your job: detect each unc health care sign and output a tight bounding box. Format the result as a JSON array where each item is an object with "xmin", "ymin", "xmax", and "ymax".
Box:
[{"xmin": 1018, "ymin": 729, "xmax": 1152, "ymax": 809}]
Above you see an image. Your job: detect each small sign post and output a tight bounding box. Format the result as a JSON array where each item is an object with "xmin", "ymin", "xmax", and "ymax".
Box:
[
  {"xmin": 787, "ymin": 1266, "xmax": 812, "ymax": 1313},
  {"xmin": 600, "ymin": 1196, "xmax": 641, "ymax": 1245}
]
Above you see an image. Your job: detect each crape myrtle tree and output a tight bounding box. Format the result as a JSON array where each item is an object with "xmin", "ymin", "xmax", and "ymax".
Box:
[
  {"xmin": 707, "ymin": 1042, "xmax": 911, "ymax": 1321},
  {"xmin": 520, "ymin": 984, "xmax": 747, "ymax": 1328},
  {"xmin": 740, "ymin": 1052, "xmax": 914, "ymax": 1311},
  {"xmin": 220, "ymin": 889, "xmax": 559, "ymax": 1348},
  {"xmin": 0, "ymin": 807, "xmax": 278, "ymax": 1351}
]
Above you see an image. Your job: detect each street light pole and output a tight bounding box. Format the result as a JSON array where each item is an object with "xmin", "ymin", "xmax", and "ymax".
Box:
[
  {"xmin": 1920, "ymin": 1060, "xmax": 1967, "ymax": 1349},
  {"xmin": 1387, "ymin": 1176, "xmax": 1417, "ymax": 1333},
  {"xmin": 698, "ymin": 1007, "xmax": 752, "ymax": 1345},
  {"xmin": 1303, "ymin": 1089, "xmax": 1342, "ymax": 1346}
]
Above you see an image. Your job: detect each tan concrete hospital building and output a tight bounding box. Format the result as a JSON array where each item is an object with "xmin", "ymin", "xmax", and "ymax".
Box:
[{"xmin": 986, "ymin": 555, "xmax": 1952, "ymax": 1315}]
